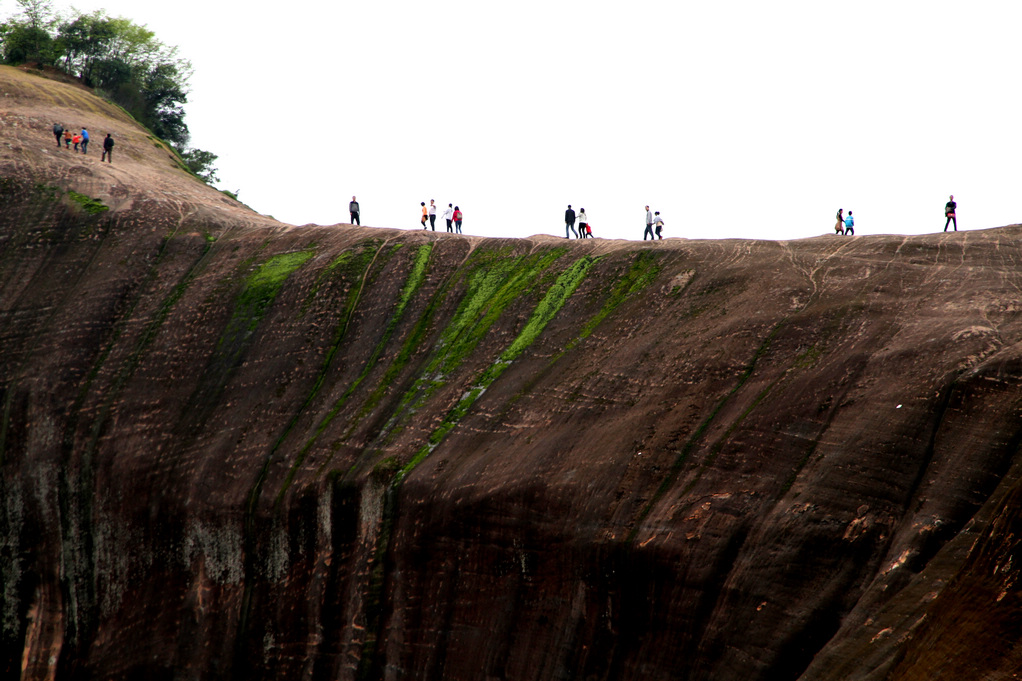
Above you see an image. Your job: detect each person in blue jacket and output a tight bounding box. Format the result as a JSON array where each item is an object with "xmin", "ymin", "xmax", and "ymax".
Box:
[
  {"xmin": 80, "ymin": 127, "xmax": 90, "ymax": 154},
  {"xmin": 844, "ymin": 210, "xmax": 854, "ymax": 235}
]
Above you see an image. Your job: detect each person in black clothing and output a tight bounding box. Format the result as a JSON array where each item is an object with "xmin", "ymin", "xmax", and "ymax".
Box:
[
  {"xmin": 52, "ymin": 123, "xmax": 63, "ymax": 148},
  {"xmin": 350, "ymin": 196, "xmax": 360, "ymax": 225},
  {"xmin": 101, "ymin": 134, "xmax": 114, "ymax": 163},
  {"xmin": 565, "ymin": 204, "xmax": 577, "ymax": 239},
  {"xmin": 944, "ymin": 195, "xmax": 957, "ymax": 232}
]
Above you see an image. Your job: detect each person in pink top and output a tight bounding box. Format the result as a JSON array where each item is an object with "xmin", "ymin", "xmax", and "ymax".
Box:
[{"xmin": 453, "ymin": 206, "xmax": 463, "ymax": 234}]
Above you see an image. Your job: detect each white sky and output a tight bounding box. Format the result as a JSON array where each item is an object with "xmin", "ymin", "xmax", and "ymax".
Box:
[{"xmin": 7, "ymin": 1, "xmax": 1022, "ymax": 240}]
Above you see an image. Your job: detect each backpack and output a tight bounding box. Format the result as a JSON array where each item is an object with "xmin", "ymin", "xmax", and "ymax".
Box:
[{"xmin": 53, "ymin": 124, "xmax": 62, "ymax": 134}]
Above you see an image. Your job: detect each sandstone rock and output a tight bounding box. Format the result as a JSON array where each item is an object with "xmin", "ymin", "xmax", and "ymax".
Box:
[{"xmin": 1, "ymin": 65, "xmax": 1021, "ymax": 681}]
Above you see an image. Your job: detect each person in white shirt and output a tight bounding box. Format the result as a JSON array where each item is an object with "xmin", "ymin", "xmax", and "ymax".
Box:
[
  {"xmin": 577, "ymin": 209, "xmax": 588, "ymax": 239},
  {"xmin": 644, "ymin": 206, "xmax": 655, "ymax": 240},
  {"xmin": 442, "ymin": 203, "xmax": 454, "ymax": 232},
  {"xmin": 428, "ymin": 200, "xmax": 437, "ymax": 230}
]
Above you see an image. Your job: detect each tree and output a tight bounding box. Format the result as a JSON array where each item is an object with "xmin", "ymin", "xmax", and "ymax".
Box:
[
  {"xmin": 90, "ymin": 56, "xmax": 131, "ymax": 91},
  {"xmin": 1, "ymin": 0, "xmax": 57, "ymax": 65},
  {"xmin": 0, "ymin": 22, "xmax": 54, "ymax": 64},
  {"xmin": 181, "ymin": 148, "xmax": 219, "ymax": 184},
  {"xmin": 138, "ymin": 60, "xmax": 189, "ymax": 147},
  {"xmin": 14, "ymin": 0, "xmax": 53, "ymax": 29},
  {"xmin": 55, "ymin": 12, "xmax": 116, "ymax": 83}
]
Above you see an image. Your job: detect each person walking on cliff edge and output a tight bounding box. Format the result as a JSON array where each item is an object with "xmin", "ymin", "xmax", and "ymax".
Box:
[
  {"xmin": 577, "ymin": 208, "xmax": 588, "ymax": 240},
  {"xmin": 428, "ymin": 200, "xmax": 437, "ymax": 230},
  {"xmin": 349, "ymin": 196, "xmax": 360, "ymax": 225},
  {"xmin": 835, "ymin": 208, "xmax": 845, "ymax": 235},
  {"xmin": 944, "ymin": 195, "xmax": 957, "ymax": 232},
  {"xmin": 80, "ymin": 127, "xmax": 89, "ymax": 154},
  {"xmin": 52, "ymin": 123, "xmax": 63, "ymax": 148},
  {"xmin": 565, "ymin": 205, "xmax": 577, "ymax": 238},
  {"xmin": 421, "ymin": 202, "xmax": 429, "ymax": 229},
  {"xmin": 644, "ymin": 206, "xmax": 655, "ymax": 240},
  {"xmin": 844, "ymin": 210, "xmax": 854, "ymax": 235},
  {"xmin": 101, "ymin": 134, "xmax": 114, "ymax": 163},
  {"xmin": 453, "ymin": 206, "xmax": 463, "ymax": 233},
  {"xmin": 443, "ymin": 203, "xmax": 454, "ymax": 232},
  {"xmin": 654, "ymin": 212, "xmax": 665, "ymax": 240}
]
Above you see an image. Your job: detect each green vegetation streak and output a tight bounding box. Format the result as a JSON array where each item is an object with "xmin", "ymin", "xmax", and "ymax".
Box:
[
  {"xmin": 226, "ymin": 250, "xmax": 315, "ymax": 344},
  {"xmin": 370, "ymin": 248, "xmax": 563, "ymax": 451},
  {"xmin": 67, "ymin": 191, "xmax": 109, "ymax": 215},
  {"xmin": 567, "ymin": 251, "xmax": 661, "ymax": 354},
  {"xmin": 274, "ymin": 243, "xmax": 431, "ymax": 502},
  {"xmin": 398, "ymin": 254, "xmax": 596, "ymax": 480}
]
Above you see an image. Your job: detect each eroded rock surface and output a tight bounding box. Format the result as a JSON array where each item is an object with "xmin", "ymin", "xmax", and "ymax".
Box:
[{"xmin": 2, "ymin": 66, "xmax": 1021, "ymax": 680}]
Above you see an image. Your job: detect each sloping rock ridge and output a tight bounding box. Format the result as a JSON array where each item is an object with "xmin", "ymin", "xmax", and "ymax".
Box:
[{"xmin": 1, "ymin": 66, "xmax": 1021, "ymax": 681}]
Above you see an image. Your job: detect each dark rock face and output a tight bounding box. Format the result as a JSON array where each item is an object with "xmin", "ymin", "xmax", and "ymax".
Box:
[{"xmin": 2, "ymin": 66, "xmax": 1022, "ymax": 681}]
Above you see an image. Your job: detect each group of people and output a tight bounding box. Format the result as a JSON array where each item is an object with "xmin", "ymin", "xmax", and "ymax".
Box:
[
  {"xmin": 643, "ymin": 206, "xmax": 665, "ymax": 240},
  {"xmin": 834, "ymin": 209, "xmax": 855, "ymax": 235},
  {"xmin": 420, "ymin": 200, "xmax": 464, "ymax": 233},
  {"xmin": 563, "ymin": 205, "xmax": 594, "ymax": 239},
  {"xmin": 47, "ymin": 117, "xmax": 970, "ymax": 241},
  {"xmin": 52, "ymin": 123, "xmax": 115, "ymax": 163},
  {"xmin": 347, "ymin": 197, "xmax": 465, "ymax": 234},
  {"xmin": 834, "ymin": 195, "xmax": 959, "ymax": 236}
]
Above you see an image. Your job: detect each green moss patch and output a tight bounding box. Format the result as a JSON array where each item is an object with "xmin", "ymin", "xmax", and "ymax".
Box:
[
  {"xmin": 578, "ymin": 251, "xmax": 660, "ymax": 343},
  {"xmin": 398, "ymin": 254, "xmax": 597, "ymax": 480},
  {"xmin": 67, "ymin": 190, "xmax": 109, "ymax": 215},
  {"xmin": 387, "ymin": 248, "xmax": 564, "ymax": 431},
  {"xmin": 273, "ymin": 241, "xmax": 403, "ymax": 501},
  {"xmin": 231, "ymin": 250, "xmax": 315, "ymax": 335}
]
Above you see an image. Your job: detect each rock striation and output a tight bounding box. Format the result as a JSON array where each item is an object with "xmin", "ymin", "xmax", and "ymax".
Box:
[{"xmin": 1, "ymin": 65, "xmax": 1021, "ymax": 680}]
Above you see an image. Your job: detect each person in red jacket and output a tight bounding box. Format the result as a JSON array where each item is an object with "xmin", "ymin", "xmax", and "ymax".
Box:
[{"xmin": 453, "ymin": 206, "xmax": 463, "ymax": 234}]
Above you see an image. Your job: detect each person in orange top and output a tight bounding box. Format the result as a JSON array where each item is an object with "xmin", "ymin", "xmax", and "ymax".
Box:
[
  {"xmin": 72, "ymin": 133, "xmax": 82, "ymax": 152},
  {"xmin": 421, "ymin": 202, "xmax": 428, "ymax": 229},
  {"xmin": 63, "ymin": 129, "xmax": 72, "ymax": 148}
]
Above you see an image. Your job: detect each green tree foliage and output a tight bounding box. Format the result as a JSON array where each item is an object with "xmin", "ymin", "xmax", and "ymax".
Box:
[
  {"xmin": 0, "ymin": 0, "xmax": 57, "ymax": 64},
  {"xmin": 56, "ymin": 12, "xmax": 116, "ymax": 81},
  {"xmin": 181, "ymin": 148, "xmax": 219, "ymax": 184},
  {"xmin": 0, "ymin": 22, "xmax": 53, "ymax": 63},
  {"xmin": 0, "ymin": 4, "xmax": 220, "ymax": 185},
  {"xmin": 14, "ymin": 0, "xmax": 53, "ymax": 28}
]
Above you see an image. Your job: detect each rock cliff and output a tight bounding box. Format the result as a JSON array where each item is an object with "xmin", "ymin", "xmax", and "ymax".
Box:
[{"xmin": 1, "ymin": 66, "xmax": 1021, "ymax": 681}]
